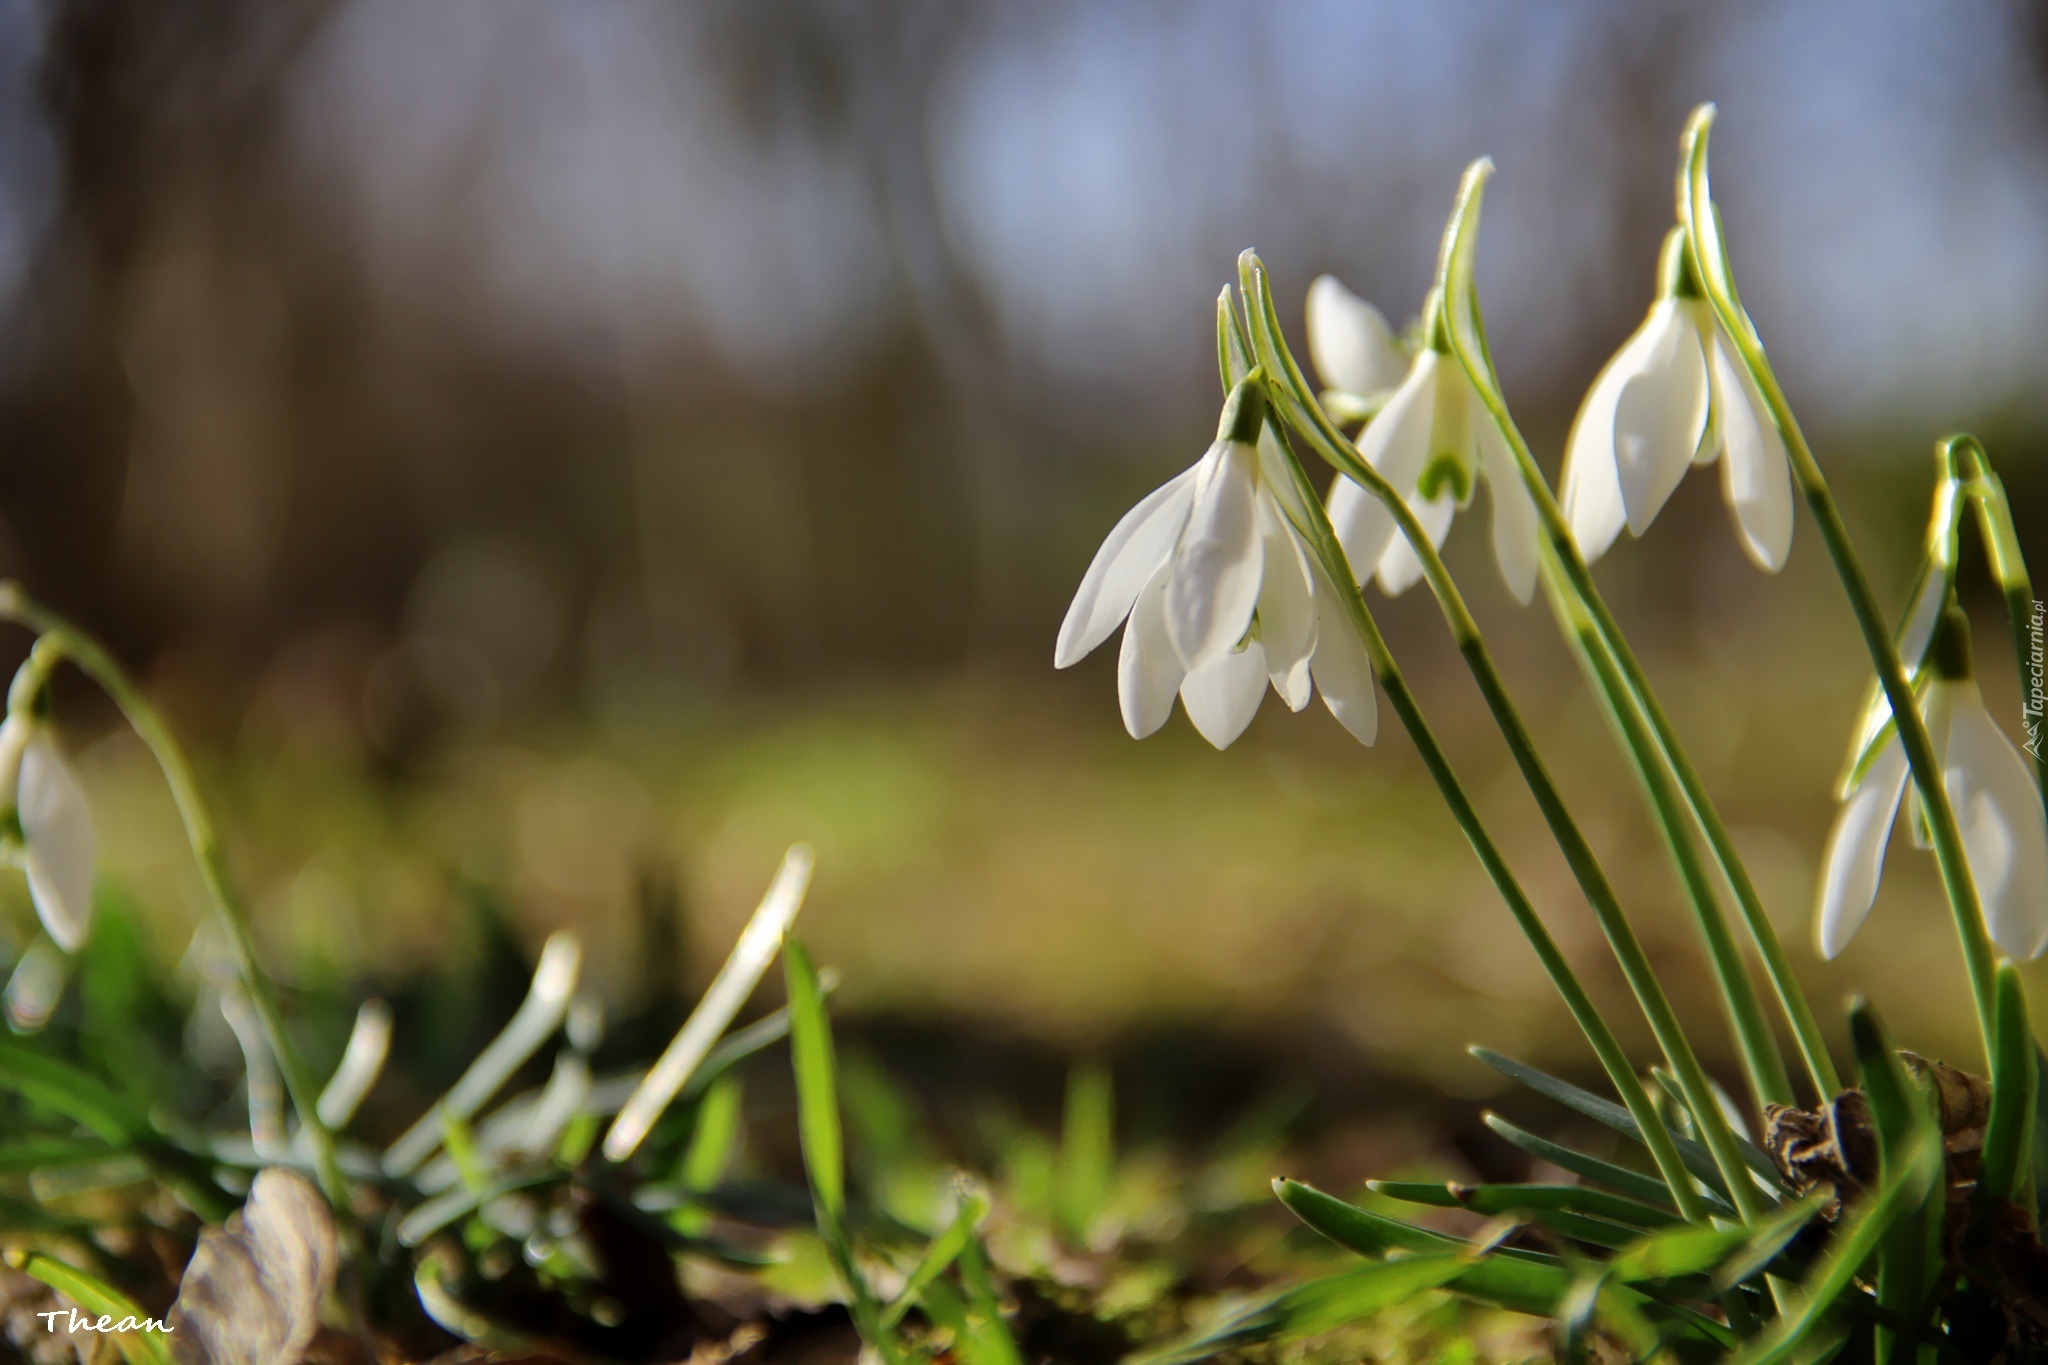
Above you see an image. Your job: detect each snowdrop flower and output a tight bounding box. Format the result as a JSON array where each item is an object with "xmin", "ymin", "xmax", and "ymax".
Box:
[
  {"xmin": 1305, "ymin": 275, "xmax": 1408, "ymax": 425},
  {"xmin": 1816, "ymin": 609, "xmax": 2048, "ymax": 960},
  {"xmin": 1056, "ymin": 375, "xmax": 1377, "ymax": 749},
  {"xmin": 0, "ymin": 712, "xmax": 97, "ymax": 952},
  {"xmin": 1319, "ymin": 288, "xmax": 1539, "ymax": 605},
  {"xmin": 1561, "ymin": 228, "xmax": 1793, "ymax": 571}
]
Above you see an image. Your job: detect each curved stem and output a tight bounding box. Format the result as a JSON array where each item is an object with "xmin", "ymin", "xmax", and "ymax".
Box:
[
  {"xmin": 1428, "ymin": 167, "xmax": 1834, "ymax": 1102},
  {"xmin": 1239, "ymin": 257, "xmax": 1766, "ymax": 1221},
  {"xmin": 0, "ymin": 584, "xmax": 349, "ymax": 1211},
  {"xmin": 1679, "ymin": 109, "xmax": 1997, "ymax": 1047},
  {"xmin": 1260, "ymin": 416, "xmax": 1713, "ymax": 1226},
  {"xmin": 1543, "ymin": 564, "xmax": 1795, "ymax": 1112}
]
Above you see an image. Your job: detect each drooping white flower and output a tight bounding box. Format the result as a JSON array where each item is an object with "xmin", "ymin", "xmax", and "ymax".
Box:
[
  {"xmin": 1816, "ymin": 612, "xmax": 2048, "ymax": 960},
  {"xmin": 1306, "ymin": 275, "xmax": 1407, "ymax": 419},
  {"xmin": 0, "ymin": 713, "xmax": 97, "ymax": 953},
  {"xmin": 1561, "ymin": 228, "xmax": 1793, "ymax": 571},
  {"xmin": 1056, "ymin": 378, "xmax": 1377, "ymax": 749},
  {"xmin": 1316, "ymin": 287, "xmax": 1539, "ymax": 606}
]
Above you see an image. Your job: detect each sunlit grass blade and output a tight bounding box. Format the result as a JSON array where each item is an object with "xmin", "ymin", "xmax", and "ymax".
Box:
[
  {"xmin": 604, "ymin": 845, "xmax": 812, "ymax": 1162},
  {"xmin": 879, "ymin": 1192, "xmax": 985, "ymax": 1330},
  {"xmin": 1132, "ymin": 1256, "xmax": 1471, "ymax": 1365},
  {"xmin": 954, "ymin": 1228, "xmax": 1024, "ymax": 1365},
  {"xmin": 1055, "ymin": 1062, "xmax": 1112, "ymax": 1246},
  {"xmin": 383, "ymin": 932, "xmax": 582, "ymax": 1176},
  {"xmin": 785, "ymin": 936, "xmax": 901, "ymax": 1363},
  {"xmin": 5, "ymin": 1249, "xmax": 175, "ymax": 1365},
  {"xmin": 1366, "ymin": 1181, "xmax": 1641, "ymax": 1250}
]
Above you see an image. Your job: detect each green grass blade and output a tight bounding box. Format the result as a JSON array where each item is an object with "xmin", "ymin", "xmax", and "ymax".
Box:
[
  {"xmin": 679, "ymin": 1076, "xmax": 745, "ymax": 1193},
  {"xmin": 1129, "ymin": 1258, "xmax": 1469, "ymax": 1365},
  {"xmin": 954, "ymin": 1229, "xmax": 1024, "ymax": 1365},
  {"xmin": 784, "ymin": 938, "xmax": 901, "ymax": 1363},
  {"xmin": 1980, "ymin": 964, "xmax": 2037, "ymax": 1209},
  {"xmin": 879, "ymin": 1194, "xmax": 983, "ymax": 1330},
  {"xmin": 1056, "ymin": 1062, "xmax": 1113, "ymax": 1246},
  {"xmin": 8, "ymin": 1250, "xmax": 175, "ymax": 1365},
  {"xmin": 786, "ymin": 939, "xmax": 845, "ymax": 1224}
]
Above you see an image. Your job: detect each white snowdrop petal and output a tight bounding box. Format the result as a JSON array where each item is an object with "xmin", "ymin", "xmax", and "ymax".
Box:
[
  {"xmin": 1815, "ymin": 738, "xmax": 1911, "ymax": 959},
  {"xmin": 1475, "ymin": 401, "xmax": 1541, "ymax": 605},
  {"xmin": 1165, "ymin": 443, "xmax": 1264, "ymax": 670},
  {"xmin": 1612, "ymin": 301, "xmax": 1710, "ymax": 537},
  {"xmin": 1942, "ymin": 694, "xmax": 2048, "ymax": 959},
  {"xmin": 1179, "ymin": 643, "xmax": 1269, "ymax": 750},
  {"xmin": 1354, "ymin": 352, "xmax": 1442, "ymax": 485},
  {"xmin": 19, "ymin": 732, "xmax": 96, "ymax": 954},
  {"xmin": 1117, "ymin": 565, "xmax": 1185, "ymax": 740},
  {"xmin": 1307, "ymin": 566, "xmax": 1377, "ymax": 745},
  {"xmin": 1708, "ymin": 331, "xmax": 1794, "ymax": 572},
  {"xmin": 1561, "ymin": 350, "xmax": 1630, "ymax": 565},
  {"xmin": 1326, "ymin": 473, "xmax": 1394, "ymax": 589},
  {"xmin": 1254, "ymin": 497, "xmax": 1318, "ymax": 691},
  {"xmin": 1055, "ymin": 468, "xmax": 1197, "ymax": 667},
  {"xmin": 1306, "ymin": 275, "xmax": 1406, "ymax": 398},
  {"xmin": 1373, "ymin": 493, "xmax": 1455, "ymax": 598}
]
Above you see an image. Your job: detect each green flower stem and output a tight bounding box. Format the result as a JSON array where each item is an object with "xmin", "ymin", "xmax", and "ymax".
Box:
[
  {"xmin": 1258, "ymin": 416, "xmax": 1714, "ymax": 1228},
  {"xmin": 1238, "ymin": 256, "xmax": 1766, "ymax": 1222},
  {"xmin": 1949, "ymin": 435, "xmax": 2048, "ymax": 831},
  {"xmin": 1679, "ymin": 106, "xmax": 1999, "ymax": 1047},
  {"xmin": 1430, "ymin": 161, "xmax": 1834, "ymax": 1104},
  {"xmin": 1543, "ymin": 564, "xmax": 1795, "ymax": 1114},
  {"xmin": 0, "ymin": 584, "xmax": 349, "ymax": 1212}
]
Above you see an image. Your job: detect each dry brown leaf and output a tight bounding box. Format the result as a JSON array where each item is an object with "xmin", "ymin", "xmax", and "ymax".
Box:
[{"xmin": 170, "ymin": 1168, "xmax": 338, "ymax": 1365}]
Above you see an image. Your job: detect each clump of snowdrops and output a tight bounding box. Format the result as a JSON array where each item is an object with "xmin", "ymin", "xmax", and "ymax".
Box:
[{"xmin": 1058, "ymin": 103, "xmax": 2048, "ymax": 1363}]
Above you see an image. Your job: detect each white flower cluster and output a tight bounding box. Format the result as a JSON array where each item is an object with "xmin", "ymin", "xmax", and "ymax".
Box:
[{"xmin": 1057, "ymin": 225, "xmax": 2047, "ymax": 966}]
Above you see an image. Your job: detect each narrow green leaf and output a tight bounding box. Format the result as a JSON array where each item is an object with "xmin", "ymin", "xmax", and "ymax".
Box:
[
  {"xmin": 1370, "ymin": 1179, "xmax": 1683, "ymax": 1231},
  {"xmin": 8, "ymin": 1250, "xmax": 176, "ymax": 1365},
  {"xmin": 1849, "ymin": 1000, "xmax": 1946, "ymax": 1365},
  {"xmin": 1727, "ymin": 1132, "xmax": 1940, "ymax": 1364},
  {"xmin": 1480, "ymin": 1113, "xmax": 1725, "ymax": 1217},
  {"xmin": 0, "ymin": 1136, "xmax": 117, "ymax": 1174},
  {"xmin": 1982, "ymin": 955, "xmax": 2040, "ymax": 1208},
  {"xmin": 1278, "ymin": 1254, "xmax": 1470, "ymax": 1336},
  {"xmin": 1473, "ymin": 1048, "xmax": 1781, "ymax": 1195},
  {"xmin": 1276, "ymin": 1177, "xmax": 1467, "ymax": 1258},
  {"xmin": 1275, "ymin": 1180, "xmax": 1733, "ymax": 1349},
  {"xmin": 0, "ymin": 1036, "xmax": 151, "ymax": 1145},
  {"xmin": 1129, "ymin": 1259, "xmax": 1469, "ymax": 1365}
]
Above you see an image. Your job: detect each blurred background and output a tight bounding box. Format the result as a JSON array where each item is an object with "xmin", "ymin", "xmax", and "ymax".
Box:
[{"xmin": 0, "ymin": 0, "xmax": 2044, "ymax": 1134}]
